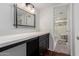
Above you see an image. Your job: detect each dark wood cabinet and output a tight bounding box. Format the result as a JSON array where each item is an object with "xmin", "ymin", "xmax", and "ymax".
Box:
[
  {"xmin": 26, "ymin": 37, "xmax": 39, "ymax": 56},
  {"xmin": 26, "ymin": 33, "xmax": 49, "ymax": 56},
  {"xmin": 39, "ymin": 34, "xmax": 49, "ymax": 55}
]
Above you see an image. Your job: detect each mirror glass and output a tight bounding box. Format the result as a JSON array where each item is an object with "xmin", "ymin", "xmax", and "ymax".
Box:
[{"xmin": 14, "ymin": 3, "xmax": 35, "ymax": 28}]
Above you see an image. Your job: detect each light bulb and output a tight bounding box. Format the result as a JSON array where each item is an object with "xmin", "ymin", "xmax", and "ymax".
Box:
[{"xmin": 31, "ymin": 8, "xmax": 35, "ymax": 14}]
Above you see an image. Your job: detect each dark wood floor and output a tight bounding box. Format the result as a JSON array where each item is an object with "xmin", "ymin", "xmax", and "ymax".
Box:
[{"xmin": 43, "ymin": 50, "xmax": 70, "ymax": 56}]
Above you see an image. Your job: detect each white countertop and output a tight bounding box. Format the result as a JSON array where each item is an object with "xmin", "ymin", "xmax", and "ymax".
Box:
[{"xmin": 0, "ymin": 32, "xmax": 49, "ymax": 48}]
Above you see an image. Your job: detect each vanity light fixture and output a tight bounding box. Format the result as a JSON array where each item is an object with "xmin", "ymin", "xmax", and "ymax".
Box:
[
  {"xmin": 26, "ymin": 3, "xmax": 34, "ymax": 8},
  {"xmin": 16, "ymin": 3, "xmax": 35, "ymax": 14},
  {"xmin": 25, "ymin": 3, "xmax": 35, "ymax": 14}
]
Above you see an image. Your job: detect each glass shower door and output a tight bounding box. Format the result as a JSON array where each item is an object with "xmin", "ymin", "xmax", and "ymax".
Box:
[{"xmin": 53, "ymin": 4, "xmax": 70, "ymax": 55}]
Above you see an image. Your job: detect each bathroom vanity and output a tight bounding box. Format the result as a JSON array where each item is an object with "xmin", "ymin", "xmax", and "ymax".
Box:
[
  {"xmin": 0, "ymin": 4, "xmax": 49, "ymax": 56},
  {"xmin": 0, "ymin": 32, "xmax": 49, "ymax": 56}
]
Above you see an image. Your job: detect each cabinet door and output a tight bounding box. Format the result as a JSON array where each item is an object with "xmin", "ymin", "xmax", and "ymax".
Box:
[
  {"xmin": 39, "ymin": 34, "xmax": 49, "ymax": 55},
  {"xmin": 26, "ymin": 37, "xmax": 39, "ymax": 56},
  {"xmin": 0, "ymin": 43, "xmax": 26, "ymax": 56}
]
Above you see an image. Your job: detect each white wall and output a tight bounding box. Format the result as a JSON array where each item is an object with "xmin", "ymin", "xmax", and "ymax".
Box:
[
  {"xmin": 0, "ymin": 3, "xmax": 39, "ymax": 36},
  {"xmin": 39, "ymin": 7, "xmax": 51, "ymax": 32},
  {"xmin": 39, "ymin": 5, "xmax": 54, "ymax": 51},
  {"xmin": 73, "ymin": 3, "xmax": 79, "ymax": 56}
]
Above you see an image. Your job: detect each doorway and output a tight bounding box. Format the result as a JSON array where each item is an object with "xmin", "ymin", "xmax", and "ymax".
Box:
[{"xmin": 53, "ymin": 4, "xmax": 72, "ymax": 55}]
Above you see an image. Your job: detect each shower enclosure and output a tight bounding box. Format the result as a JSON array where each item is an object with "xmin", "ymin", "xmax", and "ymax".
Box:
[{"xmin": 53, "ymin": 4, "xmax": 72, "ymax": 55}]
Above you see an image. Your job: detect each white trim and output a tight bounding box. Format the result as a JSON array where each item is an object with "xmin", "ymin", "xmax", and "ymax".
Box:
[{"xmin": 69, "ymin": 4, "xmax": 75, "ymax": 56}]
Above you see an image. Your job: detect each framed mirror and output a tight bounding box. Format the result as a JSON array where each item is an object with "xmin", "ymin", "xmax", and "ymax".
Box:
[{"xmin": 14, "ymin": 3, "xmax": 36, "ymax": 28}]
